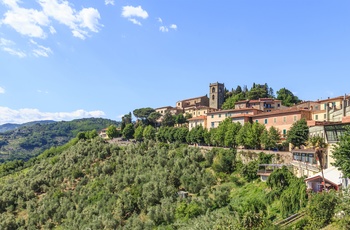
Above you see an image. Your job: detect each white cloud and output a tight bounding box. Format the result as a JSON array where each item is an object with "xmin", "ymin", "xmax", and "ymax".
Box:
[
  {"xmin": 30, "ymin": 39, "xmax": 52, "ymax": 57},
  {"xmin": 0, "ymin": 106, "xmax": 106, "ymax": 125},
  {"xmin": 0, "ymin": 86, "xmax": 5, "ymax": 94},
  {"xmin": 78, "ymin": 7, "xmax": 101, "ymax": 33},
  {"xmin": 128, "ymin": 18, "xmax": 141, "ymax": 26},
  {"xmin": 1, "ymin": 0, "xmax": 102, "ymax": 41},
  {"xmin": 159, "ymin": 26, "xmax": 168, "ymax": 32},
  {"xmin": 1, "ymin": 2, "xmax": 49, "ymax": 38},
  {"xmin": 122, "ymin": 5, "xmax": 148, "ymax": 26},
  {"xmin": 0, "ymin": 37, "xmax": 26, "ymax": 57},
  {"xmin": 170, "ymin": 24, "xmax": 177, "ymax": 30},
  {"xmin": 122, "ymin": 6, "xmax": 148, "ymax": 19},
  {"xmin": 39, "ymin": 0, "xmax": 102, "ymax": 39},
  {"xmin": 2, "ymin": 47, "xmax": 26, "ymax": 57},
  {"xmin": 157, "ymin": 17, "xmax": 162, "ymax": 23},
  {"xmin": 105, "ymin": 0, "xmax": 114, "ymax": 5},
  {"xmin": 0, "ymin": 37, "xmax": 14, "ymax": 46},
  {"xmin": 49, "ymin": 26, "xmax": 56, "ymax": 34}
]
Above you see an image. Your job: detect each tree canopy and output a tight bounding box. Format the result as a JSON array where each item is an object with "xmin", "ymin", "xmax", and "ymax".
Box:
[{"xmin": 286, "ymin": 118, "xmax": 309, "ymax": 149}]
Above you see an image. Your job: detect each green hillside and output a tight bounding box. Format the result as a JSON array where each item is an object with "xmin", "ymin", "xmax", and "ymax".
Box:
[
  {"xmin": 0, "ymin": 118, "xmax": 119, "ymax": 162},
  {"xmin": 0, "ymin": 137, "xmax": 327, "ymax": 229}
]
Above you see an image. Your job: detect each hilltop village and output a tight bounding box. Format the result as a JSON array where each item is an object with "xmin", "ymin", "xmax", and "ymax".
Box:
[{"xmin": 152, "ymin": 82, "xmax": 350, "ymax": 191}]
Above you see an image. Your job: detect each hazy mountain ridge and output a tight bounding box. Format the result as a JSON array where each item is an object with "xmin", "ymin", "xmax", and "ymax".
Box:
[
  {"xmin": 0, "ymin": 118, "xmax": 119, "ymax": 162},
  {"xmin": 0, "ymin": 120, "xmax": 56, "ymax": 133}
]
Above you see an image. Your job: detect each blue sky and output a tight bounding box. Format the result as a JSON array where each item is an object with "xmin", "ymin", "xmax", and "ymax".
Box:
[{"xmin": 0, "ymin": 0, "xmax": 349, "ymax": 124}]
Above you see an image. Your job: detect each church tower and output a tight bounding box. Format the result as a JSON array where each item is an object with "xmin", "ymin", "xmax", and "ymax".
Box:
[{"xmin": 209, "ymin": 82, "xmax": 225, "ymax": 109}]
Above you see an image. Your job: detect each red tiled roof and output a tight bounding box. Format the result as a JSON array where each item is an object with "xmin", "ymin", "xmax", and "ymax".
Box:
[{"xmin": 187, "ymin": 115, "xmax": 207, "ymax": 121}]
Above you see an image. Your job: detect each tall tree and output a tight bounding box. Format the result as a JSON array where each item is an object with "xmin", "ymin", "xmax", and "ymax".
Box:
[
  {"xmin": 121, "ymin": 112, "xmax": 132, "ymax": 131},
  {"xmin": 106, "ymin": 125, "xmax": 119, "ymax": 139},
  {"xmin": 307, "ymin": 135, "xmax": 328, "ymax": 189},
  {"xmin": 276, "ymin": 87, "xmax": 302, "ymax": 106},
  {"xmin": 162, "ymin": 111, "xmax": 175, "ymax": 127},
  {"xmin": 122, "ymin": 123, "xmax": 134, "ymax": 140},
  {"xmin": 147, "ymin": 112, "xmax": 162, "ymax": 127},
  {"xmin": 133, "ymin": 107, "xmax": 155, "ymax": 125},
  {"xmin": 134, "ymin": 125, "xmax": 144, "ymax": 141},
  {"xmin": 143, "ymin": 125, "xmax": 156, "ymax": 141},
  {"xmin": 286, "ymin": 118, "xmax": 309, "ymax": 149}
]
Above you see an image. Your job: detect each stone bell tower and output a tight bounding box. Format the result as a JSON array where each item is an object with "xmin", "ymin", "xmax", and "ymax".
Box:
[{"xmin": 209, "ymin": 82, "xmax": 225, "ymax": 109}]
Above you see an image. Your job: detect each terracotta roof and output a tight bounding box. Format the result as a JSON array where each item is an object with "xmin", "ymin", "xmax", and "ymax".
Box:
[
  {"xmin": 317, "ymin": 95, "xmax": 350, "ymax": 103},
  {"xmin": 176, "ymin": 95, "xmax": 208, "ymax": 103},
  {"xmin": 207, "ymin": 108, "xmax": 261, "ymax": 115},
  {"xmin": 155, "ymin": 106, "xmax": 174, "ymax": 110},
  {"xmin": 187, "ymin": 115, "xmax": 207, "ymax": 121},
  {"xmin": 251, "ymin": 108, "xmax": 309, "ymax": 118}
]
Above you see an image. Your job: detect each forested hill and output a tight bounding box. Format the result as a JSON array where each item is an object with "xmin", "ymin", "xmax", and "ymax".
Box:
[
  {"xmin": 0, "ymin": 138, "xmax": 308, "ymax": 229},
  {"xmin": 0, "ymin": 120, "xmax": 56, "ymax": 133},
  {"xmin": 0, "ymin": 118, "xmax": 119, "ymax": 162}
]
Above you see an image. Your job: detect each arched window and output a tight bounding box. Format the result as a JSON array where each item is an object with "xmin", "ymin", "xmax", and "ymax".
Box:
[
  {"xmin": 212, "ymin": 87, "xmax": 216, "ymax": 93},
  {"xmin": 212, "ymin": 95, "xmax": 215, "ymax": 100}
]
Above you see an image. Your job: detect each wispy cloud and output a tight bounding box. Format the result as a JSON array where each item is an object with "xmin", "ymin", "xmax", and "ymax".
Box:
[
  {"xmin": 159, "ymin": 24, "xmax": 177, "ymax": 33},
  {"xmin": 128, "ymin": 18, "xmax": 141, "ymax": 26},
  {"xmin": 122, "ymin": 5, "xmax": 148, "ymax": 26},
  {"xmin": 159, "ymin": 26, "xmax": 168, "ymax": 32},
  {"xmin": 0, "ymin": 106, "xmax": 106, "ymax": 125},
  {"xmin": 157, "ymin": 17, "xmax": 177, "ymax": 33},
  {"xmin": 105, "ymin": 0, "xmax": 114, "ymax": 6},
  {"xmin": 0, "ymin": 38, "xmax": 26, "ymax": 57},
  {"xmin": 1, "ymin": 0, "xmax": 102, "ymax": 40},
  {"xmin": 170, "ymin": 24, "xmax": 177, "ymax": 30},
  {"xmin": 0, "ymin": 86, "xmax": 5, "ymax": 94},
  {"xmin": 37, "ymin": 90, "xmax": 48, "ymax": 94},
  {"xmin": 30, "ymin": 39, "xmax": 52, "ymax": 57}
]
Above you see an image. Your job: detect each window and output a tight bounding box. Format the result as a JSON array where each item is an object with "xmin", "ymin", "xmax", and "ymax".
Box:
[
  {"xmin": 211, "ymin": 115, "xmax": 214, "ymax": 118},
  {"xmin": 212, "ymin": 95, "xmax": 215, "ymax": 100},
  {"xmin": 212, "ymin": 87, "xmax": 215, "ymax": 93},
  {"xmin": 283, "ymin": 129, "xmax": 286, "ymax": 137},
  {"xmin": 256, "ymin": 120, "xmax": 258, "ymax": 123},
  {"xmin": 198, "ymin": 112, "xmax": 200, "ymax": 115},
  {"xmin": 294, "ymin": 116, "xmax": 297, "ymax": 122},
  {"xmin": 274, "ymin": 118, "xmax": 276, "ymax": 123},
  {"xmin": 283, "ymin": 117, "xmax": 286, "ymax": 122},
  {"xmin": 315, "ymin": 115, "xmax": 318, "ymax": 120},
  {"xmin": 324, "ymin": 103, "xmax": 327, "ymax": 110},
  {"xmin": 264, "ymin": 119, "xmax": 268, "ymax": 124},
  {"xmin": 211, "ymin": 122, "xmax": 215, "ymax": 128},
  {"xmin": 218, "ymin": 114, "xmax": 221, "ymax": 118},
  {"xmin": 278, "ymin": 104, "xmax": 280, "ymax": 107},
  {"xmin": 324, "ymin": 114, "xmax": 326, "ymax": 119}
]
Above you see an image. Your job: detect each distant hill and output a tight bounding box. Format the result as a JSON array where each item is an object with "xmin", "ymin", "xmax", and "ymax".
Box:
[
  {"xmin": 0, "ymin": 118, "xmax": 119, "ymax": 162},
  {"xmin": 0, "ymin": 120, "xmax": 56, "ymax": 133}
]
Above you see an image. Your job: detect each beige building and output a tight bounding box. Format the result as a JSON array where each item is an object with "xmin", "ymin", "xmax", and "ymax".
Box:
[
  {"xmin": 252, "ymin": 108, "xmax": 312, "ymax": 138},
  {"xmin": 234, "ymin": 98, "xmax": 284, "ymax": 112},
  {"xmin": 155, "ymin": 106, "xmax": 182, "ymax": 116},
  {"xmin": 176, "ymin": 95, "xmax": 209, "ymax": 109},
  {"xmin": 207, "ymin": 108, "xmax": 260, "ymax": 129},
  {"xmin": 183, "ymin": 105, "xmax": 217, "ymax": 118},
  {"xmin": 188, "ymin": 115, "xmax": 207, "ymax": 131}
]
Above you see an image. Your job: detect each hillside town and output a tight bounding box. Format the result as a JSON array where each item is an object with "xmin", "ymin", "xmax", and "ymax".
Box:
[{"xmin": 152, "ymin": 82, "xmax": 350, "ymax": 192}]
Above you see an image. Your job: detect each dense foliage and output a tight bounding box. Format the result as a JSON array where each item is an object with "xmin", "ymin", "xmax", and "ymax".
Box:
[
  {"xmin": 0, "ymin": 118, "xmax": 119, "ymax": 162},
  {"xmin": 0, "ymin": 137, "xmax": 308, "ymax": 229},
  {"xmin": 222, "ymin": 83, "xmax": 300, "ymax": 109}
]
